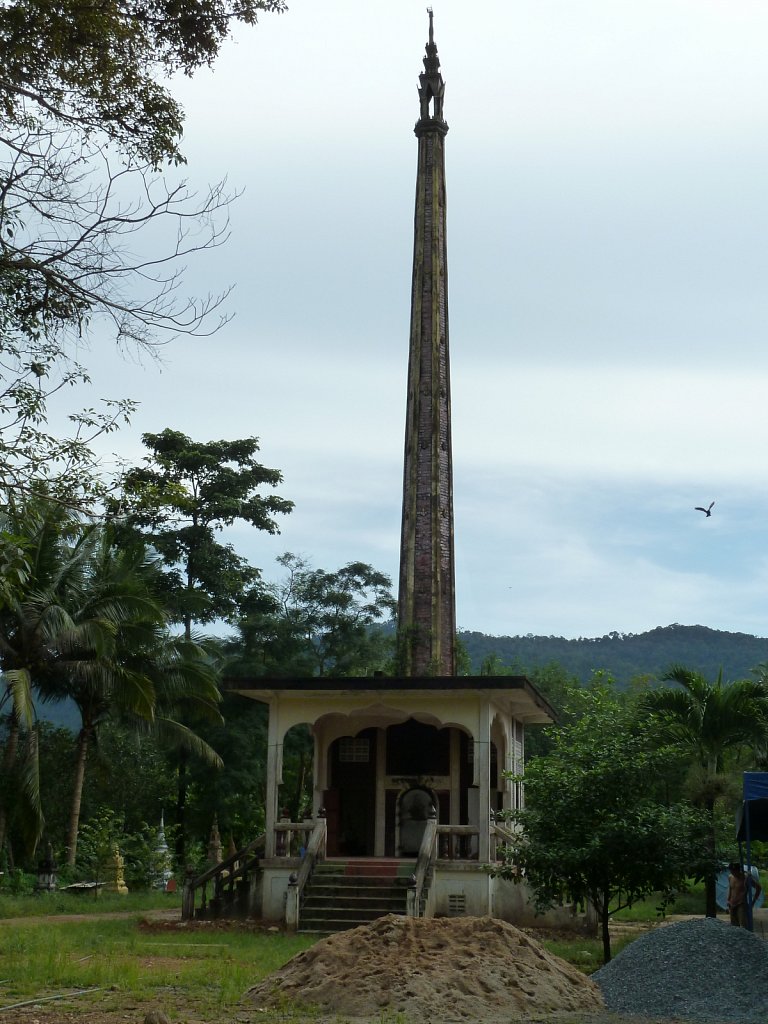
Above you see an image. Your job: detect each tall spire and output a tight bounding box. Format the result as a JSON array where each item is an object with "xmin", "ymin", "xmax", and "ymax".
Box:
[
  {"xmin": 418, "ymin": 8, "xmax": 446, "ymax": 125},
  {"xmin": 397, "ymin": 12, "xmax": 455, "ymax": 676}
]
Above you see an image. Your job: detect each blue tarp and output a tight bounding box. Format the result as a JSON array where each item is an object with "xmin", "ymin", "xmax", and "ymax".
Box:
[
  {"xmin": 736, "ymin": 772, "xmax": 768, "ymax": 932},
  {"xmin": 736, "ymin": 772, "xmax": 768, "ymax": 842},
  {"xmin": 743, "ymin": 772, "xmax": 768, "ymax": 802}
]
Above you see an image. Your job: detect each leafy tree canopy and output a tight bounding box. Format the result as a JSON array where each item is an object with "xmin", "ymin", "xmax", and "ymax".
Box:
[
  {"xmin": 114, "ymin": 429, "xmax": 293, "ymax": 633},
  {"xmin": 0, "ymin": 1, "xmax": 285, "ymax": 498},
  {"xmin": 498, "ymin": 684, "xmax": 712, "ymax": 962},
  {"xmin": 0, "ymin": 0, "xmax": 286, "ymax": 165},
  {"xmin": 637, "ymin": 664, "xmax": 768, "ymax": 916},
  {"xmin": 230, "ymin": 552, "xmax": 396, "ymax": 678}
]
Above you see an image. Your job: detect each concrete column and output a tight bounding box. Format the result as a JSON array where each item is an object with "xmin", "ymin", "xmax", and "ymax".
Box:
[
  {"xmin": 478, "ymin": 702, "xmax": 491, "ymax": 862},
  {"xmin": 375, "ymin": 728, "xmax": 386, "ymax": 855},
  {"xmin": 264, "ymin": 699, "xmax": 282, "ymax": 858}
]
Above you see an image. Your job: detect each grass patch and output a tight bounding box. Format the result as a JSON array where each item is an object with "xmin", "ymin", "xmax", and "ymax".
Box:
[
  {"xmin": 0, "ymin": 890, "xmax": 181, "ymax": 919},
  {"xmin": 611, "ymin": 882, "xmax": 705, "ymax": 921},
  {"xmin": 538, "ymin": 933, "xmax": 637, "ymax": 974},
  {"xmin": 0, "ymin": 917, "xmax": 317, "ymax": 1020}
]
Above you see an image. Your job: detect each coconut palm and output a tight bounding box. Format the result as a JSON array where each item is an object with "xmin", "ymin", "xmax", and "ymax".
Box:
[
  {"xmin": 0, "ymin": 496, "xmax": 83, "ymax": 855},
  {"xmin": 38, "ymin": 530, "xmax": 225, "ymax": 867},
  {"xmin": 0, "ymin": 496, "xmax": 223, "ymax": 864},
  {"xmin": 639, "ymin": 664, "xmax": 768, "ymax": 916}
]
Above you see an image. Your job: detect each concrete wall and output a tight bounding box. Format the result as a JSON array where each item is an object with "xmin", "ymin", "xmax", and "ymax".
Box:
[
  {"xmin": 491, "ymin": 875, "xmax": 597, "ymax": 934},
  {"xmin": 432, "ymin": 863, "xmax": 492, "ymax": 917},
  {"xmin": 259, "ymin": 862, "xmax": 299, "ymax": 922}
]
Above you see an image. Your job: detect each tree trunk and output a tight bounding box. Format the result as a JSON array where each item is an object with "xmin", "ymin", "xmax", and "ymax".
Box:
[
  {"xmin": 291, "ymin": 747, "xmax": 308, "ymax": 822},
  {"xmin": 705, "ymin": 796, "xmax": 718, "ymax": 918},
  {"xmin": 600, "ymin": 899, "xmax": 612, "ymax": 963},
  {"xmin": 66, "ymin": 728, "xmax": 91, "ymax": 867},
  {"xmin": 0, "ymin": 714, "xmax": 20, "ymax": 856},
  {"xmin": 175, "ymin": 748, "xmax": 189, "ymax": 865}
]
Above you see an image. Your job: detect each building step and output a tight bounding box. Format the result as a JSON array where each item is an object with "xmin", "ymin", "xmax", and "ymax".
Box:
[
  {"xmin": 297, "ymin": 858, "xmax": 413, "ymax": 933},
  {"xmin": 303, "ymin": 893, "xmax": 406, "ymax": 911}
]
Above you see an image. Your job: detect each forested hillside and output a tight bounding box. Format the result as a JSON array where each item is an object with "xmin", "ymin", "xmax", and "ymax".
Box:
[{"xmin": 460, "ymin": 623, "xmax": 768, "ymax": 685}]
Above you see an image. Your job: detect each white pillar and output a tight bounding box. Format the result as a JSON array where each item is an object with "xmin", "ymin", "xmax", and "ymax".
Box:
[
  {"xmin": 264, "ymin": 699, "xmax": 282, "ymax": 858},
  {"xmin": 477, "ymin": 702, "xmax": 491, "ymax": 862}
]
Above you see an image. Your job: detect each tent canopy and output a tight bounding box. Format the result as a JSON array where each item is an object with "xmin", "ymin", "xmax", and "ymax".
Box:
[{"xmin": 736, "ymin": 772, "xmax": 768, "ymax": 842}]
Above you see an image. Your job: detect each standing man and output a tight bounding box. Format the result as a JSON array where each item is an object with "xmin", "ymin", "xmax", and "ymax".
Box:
[{"xmin": 727, "ymin": 862, "xmax": 762, "ymax": 927}]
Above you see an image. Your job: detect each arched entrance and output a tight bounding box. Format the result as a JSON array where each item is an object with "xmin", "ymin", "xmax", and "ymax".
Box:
[{"xmin": 325, "ymin": 729, "xmax": 377, "ymax": 856}]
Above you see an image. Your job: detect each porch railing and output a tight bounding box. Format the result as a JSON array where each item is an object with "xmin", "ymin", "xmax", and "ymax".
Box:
[
  {"xmin": 273, "ymin": 820, "xmax": 316, "ymax": 859},
  {"xmin": 489, "ymin": 814, "xmax": 518, "ymax": 862},
  {"xmin": 285, "ymin": 814, "xmax": 327, "ymax": 930},
  {"xmin": 436, "ymin": 824, "xmax": 480, "ymax": 861},
  {"xmin": 407, "ymin": 808, "xmax": 438, "ymax": 918},
  {"xmin": 181, "ymin": 834, "xmax": 263, "ymax": 921}
]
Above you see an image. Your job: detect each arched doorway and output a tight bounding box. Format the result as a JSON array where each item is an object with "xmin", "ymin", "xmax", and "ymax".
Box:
[{"xmin": 325, "ymin": 728, "xmax": 377, "ymax": 856}]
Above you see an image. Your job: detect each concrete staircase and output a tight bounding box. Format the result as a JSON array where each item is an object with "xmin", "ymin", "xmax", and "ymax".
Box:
[{"xmin": 298, "ymin": 858, "xmax": 415, "ymax": 934}]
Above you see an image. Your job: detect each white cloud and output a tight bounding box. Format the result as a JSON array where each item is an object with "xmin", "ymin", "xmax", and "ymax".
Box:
[{"xmin": 41, "ymin": 0, "xmax": 768, "ymax": 642}]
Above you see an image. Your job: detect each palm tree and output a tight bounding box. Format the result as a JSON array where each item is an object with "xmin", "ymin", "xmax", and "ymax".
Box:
[
  {"xmin": 39, "ymin": 531, "xmax": 224, "ymax": 867},
  {"xmin": 639, "ymin": 664, "xmax": 768, "ymax": 916},
  {"xmin": 0, "ymin": 496, "xmax": 82, "ymax": 855}
]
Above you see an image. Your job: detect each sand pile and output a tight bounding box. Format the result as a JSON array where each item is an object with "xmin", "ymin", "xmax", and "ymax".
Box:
[{"xmin": 248, "ymin": 914, "xmax": 604, "ymax": 1022}]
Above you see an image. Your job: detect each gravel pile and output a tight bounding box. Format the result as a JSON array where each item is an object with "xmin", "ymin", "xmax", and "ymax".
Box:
[{"xmin": 595, "ymin": 917, "xmax": 768, "ymax": 1022}]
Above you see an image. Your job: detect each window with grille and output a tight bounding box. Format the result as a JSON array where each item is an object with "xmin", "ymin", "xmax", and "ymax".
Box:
[{"xmin": 338, "ymin": 737, "xmax": 370, "ymax": 763}]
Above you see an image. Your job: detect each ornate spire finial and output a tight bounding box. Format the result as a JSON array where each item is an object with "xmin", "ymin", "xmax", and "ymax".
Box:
[{"xmin": 418, "ymin": 7, "xmax": 446, "ymax": 125}]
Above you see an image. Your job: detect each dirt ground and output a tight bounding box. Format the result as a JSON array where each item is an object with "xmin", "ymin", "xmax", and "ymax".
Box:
[{"xmin": 0, "ymin": 912, "xmax": 746, "ymax": 1024}]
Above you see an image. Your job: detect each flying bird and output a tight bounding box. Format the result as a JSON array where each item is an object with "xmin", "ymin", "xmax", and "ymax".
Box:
[{"xmin": 695, "ymin": 501, "xmax": 715, "ymax": 517}]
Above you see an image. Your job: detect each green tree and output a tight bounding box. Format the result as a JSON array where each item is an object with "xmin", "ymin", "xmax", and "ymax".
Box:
[
  {"xmin": 0, "ymin": 0, "xmax": 286, "ymax": 166},
  {"xmin": 638, "ymin": 664, "xmax": 768, "ymax": 917},
  {"xmin": 0, "ymin": 1, "xmax": 284, "ymax": 499},
  {"xmin": 0, "ymin": 494, "xmax": 84, "ymax": 855},
  {"xmin": 0, "ymin": 494, "xmax": 222, "ymax": 865},
  {"xmin": 183, "ymin": 695, "xmax": 269, "ymax": 845},
  {"xmin": 498, "ymin": 685, "xmax": 711, "ymax": 963},
  {"xmin": 231, "ymin": 552, "xmax": 396, "ymax": 678},
  {"xmin": 114, "ymin": 430, "xmax": 291, "ymax": 859},
  {"xmin": 116, "ymin": 430, "xmax": 292, "ymax": 639}
]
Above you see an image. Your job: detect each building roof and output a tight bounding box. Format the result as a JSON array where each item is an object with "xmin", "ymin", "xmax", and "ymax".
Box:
[{"xmin": 223, "ymin": 675, "xmax": 557, "ymax": 725}]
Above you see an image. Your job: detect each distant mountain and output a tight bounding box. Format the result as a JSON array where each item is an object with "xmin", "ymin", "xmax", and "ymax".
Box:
[{"xmin": 459, "ymin": 624, "xmax": 768, "ymax": 686}]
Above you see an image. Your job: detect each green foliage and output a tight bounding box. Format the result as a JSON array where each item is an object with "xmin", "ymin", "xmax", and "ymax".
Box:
[
  {"xmin": 460, "ymin": 624, "xmax": 768, "ymax": 686},
  {"xmin": 0, "ymin": 2, "xmax": 285, "ymax": 498},
  {"xmin": 183, "ymin": 695, "xmax": 268, "ymax": 843},
  {"xmin": 0, "ymin": 916, "xmax": 315, "ymax": 1017},
  {"xmin": 231, "ymin": 552, "xmax": 395, "ymax": 678},
  {"xmin": 637, "ymin": 664, "xmax": 768, "ymax": 916},
  {"xmin": 76, "ymin": 807, "xmax": 172, "ymax": 890},
  {"xmin": 115, "ymin": 430, "xmax": 292, "ymax": 633},
  {"xmin": 0, "ymin": 866, "xmax": 35, "ymax": 895},
  {"xmin": 0, "ymin": 0, "xmax": 286, "ymax": 165},
  {"xmin": 0, "ymin": 492, "xmax": 223, "ymax": 867},
  {"xmin": 0, "ymin": 890, "xmax": 179, "ymax": 918},
  {"xmin": 498, "ymin": 684, "xmax": 712, "ymax": 962},
  {"xmin": 75, "ymin": 808, "xmax": 127, "ymax": 883},
  {"xmin": 77, "ymin": 725, "xmax": 175, "ymax": 841}
]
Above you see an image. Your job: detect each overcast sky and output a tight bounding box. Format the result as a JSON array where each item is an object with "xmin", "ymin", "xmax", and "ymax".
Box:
[{"xmin": 74, "ymin": 0, "xmax": 768, "ymax": 640}]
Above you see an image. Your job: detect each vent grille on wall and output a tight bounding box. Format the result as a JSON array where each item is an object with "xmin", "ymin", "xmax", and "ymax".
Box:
[{"xmin": 447, "ymin": 893, "xmax": 466, "ymax": 915}]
